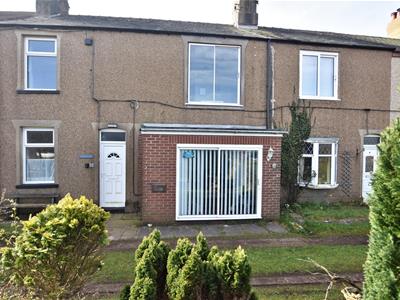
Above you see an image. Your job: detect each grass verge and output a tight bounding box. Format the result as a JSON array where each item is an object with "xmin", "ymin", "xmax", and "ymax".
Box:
[
  {"xmin": 93, "ymin": 244, "xmax": 367, "ymax": 284},
  {"xmin": 280, "ymin": 202, "xmax": 370, "ymax": 236}
]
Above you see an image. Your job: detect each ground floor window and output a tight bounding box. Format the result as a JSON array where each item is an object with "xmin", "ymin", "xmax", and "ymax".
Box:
[
  {"xmin": 298, "ymin": 138, "xmax": 338, "ymax": 188},
  {"xmin": 23, "ymin": 128, "xmax": 55, "ymax": 184},
  {"xmin": 176, "ymin": 144, "xmax": 262, "ymax": 220}
]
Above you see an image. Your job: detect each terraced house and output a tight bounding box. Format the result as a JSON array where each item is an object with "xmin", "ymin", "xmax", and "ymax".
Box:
[{"xmin": 0, "ymin": 0, "xmax": 399, "ymax": 223}]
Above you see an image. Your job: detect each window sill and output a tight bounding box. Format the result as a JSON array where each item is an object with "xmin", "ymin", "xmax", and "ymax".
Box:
[
  {"xmin": 16, "ymin": 184, "xmax": 59, "ymax": 189},
  {"xmin": 17, "ymin": 89, "xmax": 60, "ymax": 95},
  {"xmin": 299, "ymin": 97, "xmax": 341, "ymax": 101},
  {"xmin": 185, "ymin": 102, "xmax": 244, "ymax": 109},
  {"xmin": 300, "ymin": 183, "xmax": 338, "ymax": 190}
]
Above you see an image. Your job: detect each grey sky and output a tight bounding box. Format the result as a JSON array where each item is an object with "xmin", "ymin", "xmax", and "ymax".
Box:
[{"xmin": 0, "ymin": 0, "xmax": 398, "ymax": 37}]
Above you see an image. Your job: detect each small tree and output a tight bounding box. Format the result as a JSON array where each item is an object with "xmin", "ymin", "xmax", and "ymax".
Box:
[
  {"xmin": 281, "ymin": 101, "xmax": 312, "ymax": 204},
  {"xmin": 363, "ymin": 119, "xmax": 400, "ymax": 299},
  {"xmin": 0, "ymin": 194, "xmax": 110, "ymax": 299},
  {"xmin": 130, "ymin": 229, "xmax": 170, "ymax": 300}
]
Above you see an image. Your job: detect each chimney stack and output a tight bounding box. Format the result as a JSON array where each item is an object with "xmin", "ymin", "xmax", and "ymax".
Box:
[
  {"xmin": 36, "ymin": 0, "xmax": 69, "ymax": 17},
  {"xmin": 234, "ymin": 0, "xmax": 258, "ymax": 29}
]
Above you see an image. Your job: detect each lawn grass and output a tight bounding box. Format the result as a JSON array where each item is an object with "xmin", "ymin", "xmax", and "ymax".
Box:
[
  {"xmin": 248, "ymin": 244, "xmax": 366, "ymax": 276},
  {"xmin": 93, "ymin": 250, "xmax": 135, "ymax": 284},
  {"xmin": 93, "ymin": 244, "xmax": 367, "ymax": 284},
  {"xmin": 254, "ymin": 284, "xmax": 343, "ymax": 300},
  {"xmin": 281, "ymin": 202, "xmax": 370, "ymax": 236}
]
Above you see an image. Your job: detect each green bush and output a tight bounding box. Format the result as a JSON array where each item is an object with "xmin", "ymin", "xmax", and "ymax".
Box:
[
  {"xmin": 363, "ymin": 120, "xmax": 400, "ymax": 299},
  {"xmin": 166, "ymin": 233, "xmax": 214, "ymax": 300},
  {"xmin": 130, "ymin": 229, "xmax": 170, "ymax": 300},
  {"xmin": 0, "ymin": 194, "xmax": 110, "ymax": 299},
  {"xmin": 120, "ymin": 285, "xmax": 131, "ymax": 300},
  {"xmin": 209, "ymin": 246, "xmax": 252, "ymax": 300}
]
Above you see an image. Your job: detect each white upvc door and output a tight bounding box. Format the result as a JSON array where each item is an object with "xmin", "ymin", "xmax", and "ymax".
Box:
[
  {"xmin": 100, "ymin": 134, "xmax": 126, "ymax": 208},
  {"xmin": 362, "ymin": 145, "xmax": 378, "ymax": 202}
]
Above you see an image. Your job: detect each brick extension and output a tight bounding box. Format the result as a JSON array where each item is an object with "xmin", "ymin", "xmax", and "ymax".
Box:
[{"xmin": 139, "ymin": 134, "xmax": 282, "ymax": 224}]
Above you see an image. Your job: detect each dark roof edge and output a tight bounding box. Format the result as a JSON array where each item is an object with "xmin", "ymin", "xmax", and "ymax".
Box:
[
  {"xmin": 0, "ymin": 23, "xmax": 267, "ymax": 41},
  {"xmin": 0, "ymin": 22, "xmax": 396, "ymax": 51},
  {"xmin": 268, "ymin": 38, "xmax": 397, "ymax": 51}
]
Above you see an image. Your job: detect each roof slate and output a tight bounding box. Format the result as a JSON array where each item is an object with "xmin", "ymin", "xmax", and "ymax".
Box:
[{"xmin": 1, "ymin": 14, "xmax": 400, "ymax": 50}]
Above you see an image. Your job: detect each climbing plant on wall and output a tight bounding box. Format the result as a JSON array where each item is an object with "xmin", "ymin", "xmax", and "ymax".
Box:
[{"xmin": 281, "ymin": 101, "xmax": 312, "ymax": 204}]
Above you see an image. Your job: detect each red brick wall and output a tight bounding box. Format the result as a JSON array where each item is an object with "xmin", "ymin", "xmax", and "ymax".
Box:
[{"xmin": 139, "ymin": 134, "xmax": 282, "ymax": 224}]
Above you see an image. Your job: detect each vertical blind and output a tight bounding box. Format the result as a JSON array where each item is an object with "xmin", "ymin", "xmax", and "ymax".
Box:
[{"xmin": 178, "ymin": 147, "xmax": 260, "ymax": 218}]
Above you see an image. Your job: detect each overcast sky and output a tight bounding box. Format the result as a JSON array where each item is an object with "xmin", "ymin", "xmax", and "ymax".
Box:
[{"xmin": 0, "ymin": 0, "xmax": 398, "ymax": 37}]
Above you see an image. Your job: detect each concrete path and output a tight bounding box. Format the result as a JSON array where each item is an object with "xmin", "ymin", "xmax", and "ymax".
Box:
[
  {"xmin": 107, "ymin": 213, "xmax": 288, "ymax": 242},
  {"xmin": 106, "ymin": 213, "xmax": 368, "ymax": 251}
]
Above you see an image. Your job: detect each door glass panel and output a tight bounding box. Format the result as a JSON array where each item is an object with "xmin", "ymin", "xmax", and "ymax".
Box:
[
  {"xmin": 101, "ymin": 132, "xmax": 125, "ymax": 142},
  {"xmin": 299, "ymin": 157, "xmax": 312, "ymax": 183},
  {"xmin": 318, "ymin": 156, "xmax": 331, "ymax": 184},
  {"xmin": 365, "ymin": 156, "xmax": 374, "ymax": 172}
]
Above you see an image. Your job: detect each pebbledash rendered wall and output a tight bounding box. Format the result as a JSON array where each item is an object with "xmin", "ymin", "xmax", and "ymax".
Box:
[{"xmin": 139, "ymin": 133, "xmax": 282, "ymax": 224}]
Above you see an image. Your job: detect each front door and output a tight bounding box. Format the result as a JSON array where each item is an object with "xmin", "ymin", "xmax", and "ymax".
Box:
[
  {"xmin": 362, "ymin": 145, "xmax": 378, "ymax": 201},
  {"xmin": 100, "ymin": 130, "xmax": 126, "ymax": 208}
]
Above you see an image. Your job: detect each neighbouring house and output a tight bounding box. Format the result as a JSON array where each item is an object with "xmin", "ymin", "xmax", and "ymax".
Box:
[{"xmin": 0, "ymin": 0, "xmax": 399, "ymax": 223}]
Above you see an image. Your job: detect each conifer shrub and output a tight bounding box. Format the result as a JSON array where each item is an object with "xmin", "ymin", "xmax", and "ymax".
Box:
[
  {"xmin": 0, "ymin": 194, "xmax": 110, "ymax": 299},
  {"xmin": 130, "ymin": 229, "xmax": 170, "ymax": 299},
  {"xmin": 363, "ymin": 120, "xmax": 400, "ymax": 299},
  {"xmin": 131, "ymin": 230, "xmax": 255, "ymax": 300}
]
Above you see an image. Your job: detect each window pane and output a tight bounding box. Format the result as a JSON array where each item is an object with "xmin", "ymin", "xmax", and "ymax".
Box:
[
  {"xmin": 299, "ymin": 157, "xmax": 312, "ymax": 183},
  {"xmin": 363, "ymin": 136, "xmax": 380, "ymax": 145},
  {"xmin": 318, "ymin": 156, "xmax": 331, "ymax": 184},
  {"xmin": 27, "ymin": 56, "xmax": 57, "ymax": 89},
  {"xmin": 27, "ymin": 130, "xmax": 53, "ymax": 144},
  {"xmin": 302, "ymin": 55, "xmax": 318, "ymax": 96},
  {"xmin": 320, "ymin": 56, "xmax": 334, "ymax": 97},
  {"xmin": 189, "ymin": 45, "xmax": 214, "ymax": 102},
  {"xmin": 101, "ymin": 132, "xmax": 126, "ymax": 142},
  {"xmin": 26, "ymin": 147, "xmax": 55, "ymax": 182},
  {"xmin": 28, "ymin": 40, "xmax": 55, "ymax": 52},
  {"xmin": 215, "ymin": 46, "xmax": 239, "ymax": 103},
  {"xmin": 319, "ymin": 144, "xmax": 332, "ymax": 155},
  {"xmin": 304, "ymin": 142, "xmax": 313, "ymax": 155}
]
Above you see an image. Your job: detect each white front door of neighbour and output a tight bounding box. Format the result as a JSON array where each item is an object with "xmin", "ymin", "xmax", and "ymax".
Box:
[
  {"xmin": 362, "ymin": 144, "xmax": 378, "ymax": 202},
  {"xmin": 100, "ymin": 130, "xmax": 126, "ymax": 208}
]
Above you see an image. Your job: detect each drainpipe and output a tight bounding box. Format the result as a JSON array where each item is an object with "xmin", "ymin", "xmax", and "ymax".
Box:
[{"xmin": 266, "ymin": 39, "xmax": 274, "ymax": 129}]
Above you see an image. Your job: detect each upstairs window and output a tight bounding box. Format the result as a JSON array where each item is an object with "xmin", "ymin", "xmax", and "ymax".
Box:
[
  {"xmin": 188, "ymin": 43, "xmax": 240, "ymax": 105},
  {"xmin": 299, "ymin": 138, "xmax": 338, "ymax": 188},
  {"xmin": 25, "ymin": 37, "xmax": 57, "ymax": 90},
  {"xmin": 23, "ymin": 128, "xmax": 55, "ymax": 184},
  {"xmin": 300, "ymin": 51, "xmax": 338, "ymax": 100}
]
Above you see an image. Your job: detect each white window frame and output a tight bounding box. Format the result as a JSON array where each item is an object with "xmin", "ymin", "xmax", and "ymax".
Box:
[
  {"xmin": 299, "ymin": 50, "xmax": 339, "ymax": 100},
  {"xmin": 24, "ymin": 37, "xmax": 58, "ymax": 91},
  {"xmin": 299, "ymin": 138, "xmax": 338, "ymax": 189},
  {"xmin": 187, "ymin": 43, "xmax": 241, "ymax": 106},
  {"xmin": 22, "ymin": 128, "xmax": 55, "ymax": 184},
  {"xmin": 176, "ymin": 144, "xmax": 262, "ymax": 221}
]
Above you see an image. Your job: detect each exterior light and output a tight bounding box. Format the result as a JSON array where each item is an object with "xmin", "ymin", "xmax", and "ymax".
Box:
[
  {"xmin": 107, "ymin": 123, "xmax": 118, "ymax": 128},
  {"xmin": 267, "ymin": 146, "xmax": 274, "ymax": 161}
]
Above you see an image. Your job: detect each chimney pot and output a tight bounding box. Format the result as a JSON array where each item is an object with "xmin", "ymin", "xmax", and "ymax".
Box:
[
  {"xmin": 36, "ymin": 0, "xmax": 69, "ymax": 16},
  {"xmin": 234, "ymin": 0, "xmax": 258, "ymax": 29}
]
